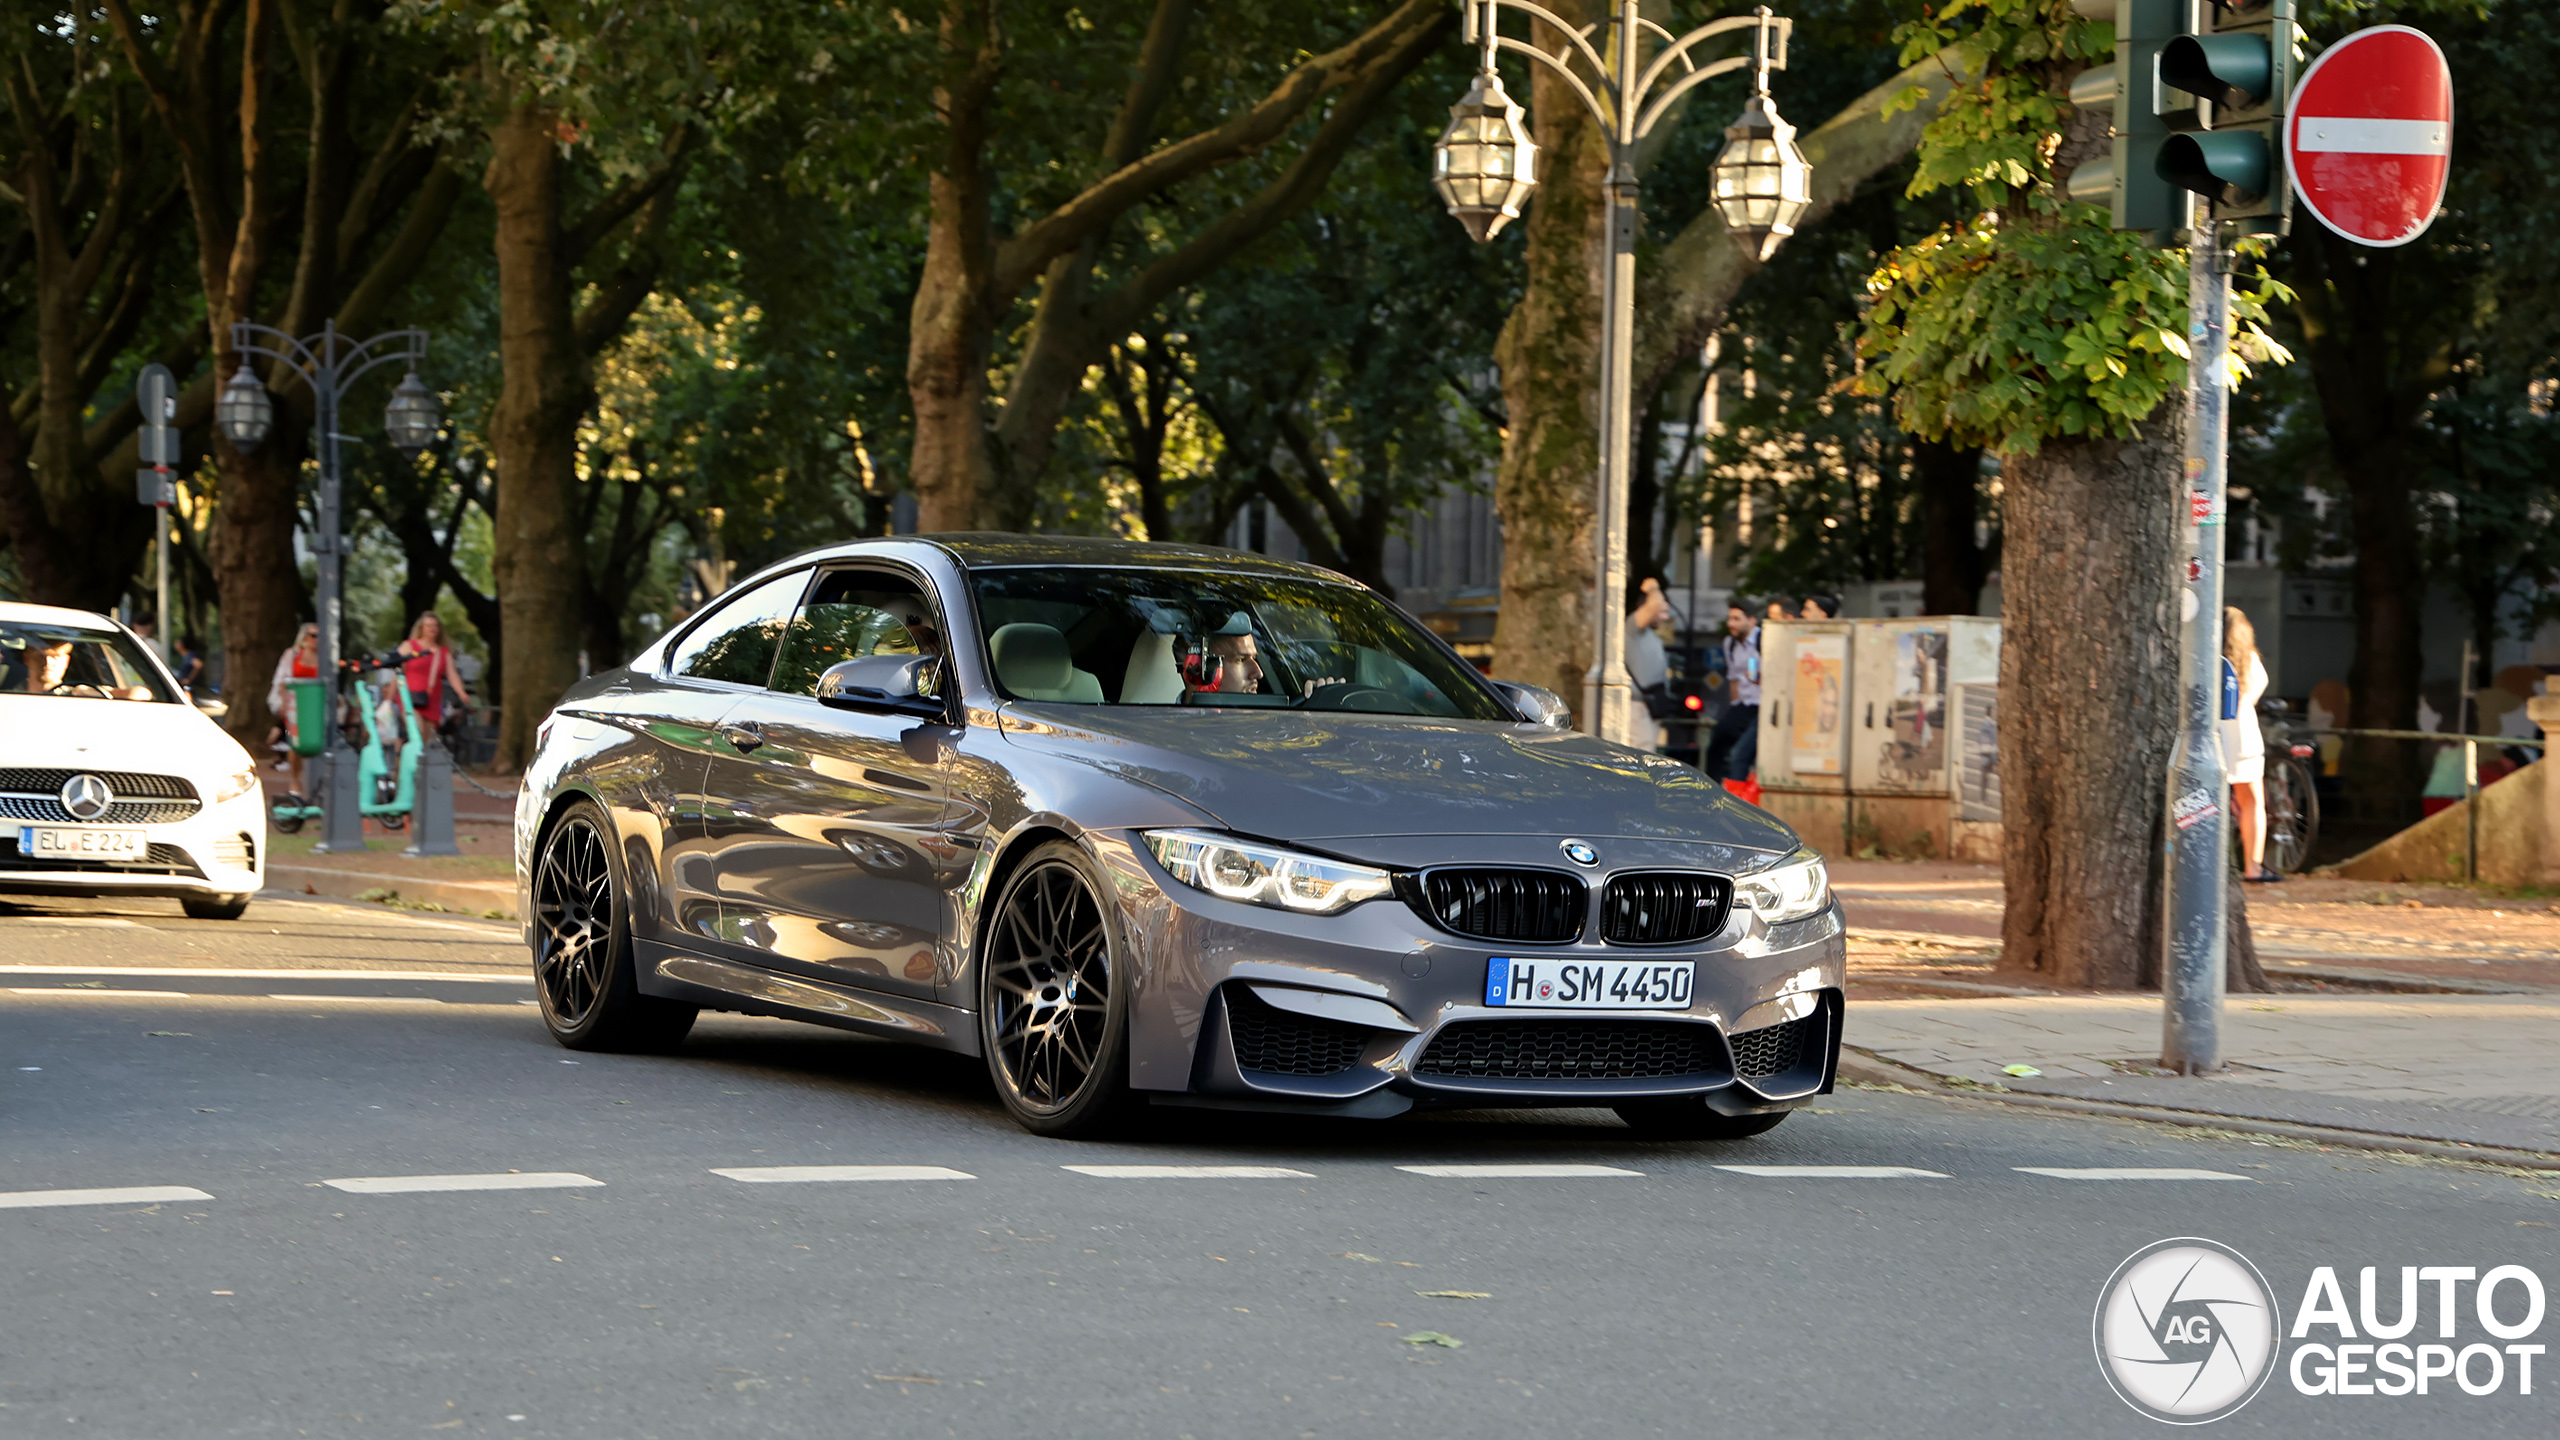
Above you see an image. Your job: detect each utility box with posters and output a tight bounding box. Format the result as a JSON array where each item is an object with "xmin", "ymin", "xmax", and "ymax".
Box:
[{"xmin": 1757, "ymin": 620, "xmax": 1852, "ymax": 790}]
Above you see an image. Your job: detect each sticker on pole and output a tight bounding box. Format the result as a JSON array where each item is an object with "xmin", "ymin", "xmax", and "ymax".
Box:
[
  {"xmin": 2286, "ymin": 25, "xmax": 2452, "ymax": 248},
  {"xmin": 2172, "ymin": 787, "xmax": 2220, "ymax": 831}
]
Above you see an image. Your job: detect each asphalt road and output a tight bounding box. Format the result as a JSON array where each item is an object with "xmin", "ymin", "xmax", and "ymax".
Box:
[{"xmin": 3, "ymin": 892, "xmax": 2552, "ymax": 1439}]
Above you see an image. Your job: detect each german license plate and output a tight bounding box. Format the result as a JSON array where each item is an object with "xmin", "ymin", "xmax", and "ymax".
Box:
[
  {"xmin": 21, "ymin": 826, "xmax": 148, "ymax": 861},
  {"xmin": 1485, "ymin": 957, "xmax": 1694, "ymax": 1010}
]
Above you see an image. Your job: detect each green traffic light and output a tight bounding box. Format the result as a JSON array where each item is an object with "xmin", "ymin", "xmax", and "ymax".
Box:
[
  {"xmin": 2156, "ymin": 131, "xmax": 2269, "ymax": 205},
  {"xmin": 2159, "ymin": 34, "xmax": 2272, "ymax": 110}
]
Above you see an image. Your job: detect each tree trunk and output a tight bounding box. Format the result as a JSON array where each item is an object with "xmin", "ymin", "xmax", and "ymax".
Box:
[
  {"xmin": 907, "ymin": 0, "xmax": 1003, "ymax": 533},
  {"xmin": 2227, "ymin": 876, "xmax": 2270, "ymax": 994},
  {"xmin": 1914, "ymin": 436, "xmax": 1986, "ymax": 616},
  {"xmin": 1488, "ymin": 0, "xmax": 1606, "ymax": 714},
  {"xmin": 484, "ymin": 103, "xmax": 590, "ymax": 770},
  {"xmin": 1993, "ymin": 405, "xmax": 2186, "ymax": 990}
]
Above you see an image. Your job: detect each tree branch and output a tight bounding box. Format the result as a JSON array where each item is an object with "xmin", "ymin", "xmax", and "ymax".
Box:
[{"xmin": 562, "ymin": 125, "xmax": 697, "ymax": 269}]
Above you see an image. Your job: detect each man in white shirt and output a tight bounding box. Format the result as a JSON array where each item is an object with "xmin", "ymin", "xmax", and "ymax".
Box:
[{"xmin": 1705, "ymin": 601, "xmax": 1761, "ymax": 781}]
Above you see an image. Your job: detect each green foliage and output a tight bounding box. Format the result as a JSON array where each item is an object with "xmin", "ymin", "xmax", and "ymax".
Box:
[{"xmin": 1852, "ymin": 0, "xmax": 2287, "ymax": 454}]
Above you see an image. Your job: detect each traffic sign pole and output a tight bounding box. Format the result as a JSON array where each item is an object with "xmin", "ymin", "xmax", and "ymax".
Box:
[
  {"xmin": 2164, "ymin": 227, "xmax": 2235, "ymax": 1076},
  {"xmin": 134, "ymin": 364, "xmax": 179, "ymax": 663}
]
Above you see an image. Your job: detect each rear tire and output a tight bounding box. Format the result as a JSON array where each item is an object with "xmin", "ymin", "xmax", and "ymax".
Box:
[
  {"xmin": 532, "ymin": 799, "xmax": 696, "ymax": 1054},
  {"xmin": 1612, "ymin": 1100, "xmax": 1790, "ymax": 1140},
  {"xmin": 181, "ymin": 893, "xmax": 251, "ymax": 921},
  {"xmin": 978, "ymin": 841, "xmax": 1139, "ymax": 1138},
  {"xmin": 271, "ymin": 795, "xmax": 307, "ymax": 834}
]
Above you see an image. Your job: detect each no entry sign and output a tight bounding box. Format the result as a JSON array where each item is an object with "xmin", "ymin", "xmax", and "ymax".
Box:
[{"xmin": 2286, "ymin": 25, "xmax": 2453, "ymax": 248}]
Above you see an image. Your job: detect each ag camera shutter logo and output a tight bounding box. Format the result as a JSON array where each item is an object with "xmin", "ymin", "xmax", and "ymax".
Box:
[{"xmin": 2094, "ymin": 1237, "xmax": 2283, "ymax": 1424}]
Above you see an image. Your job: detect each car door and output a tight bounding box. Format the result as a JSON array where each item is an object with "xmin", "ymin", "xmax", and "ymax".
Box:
[
  {"xmin": 696, "ymin": 565, "xmax": 957, "ymax": 999},
  {"xmin": 648, "ymin": 567, "xmax": 815, "ymax": 948}
]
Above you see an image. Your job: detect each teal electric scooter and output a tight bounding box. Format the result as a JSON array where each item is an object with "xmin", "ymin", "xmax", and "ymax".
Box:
[{"xmin": 269, "ymin": 658, "xmax": 420, "ymax": 834}]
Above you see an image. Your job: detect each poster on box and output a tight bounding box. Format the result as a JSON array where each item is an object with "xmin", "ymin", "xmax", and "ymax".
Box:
[{"xmin": 1790, "ymin": 634, "xmax": 1845, "ymax": 775}]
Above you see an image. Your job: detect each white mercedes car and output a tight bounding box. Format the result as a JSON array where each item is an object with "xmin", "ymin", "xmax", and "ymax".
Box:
[{"xmin": 0, "ymin": 602, "xmax": 266, "ymax": 919}]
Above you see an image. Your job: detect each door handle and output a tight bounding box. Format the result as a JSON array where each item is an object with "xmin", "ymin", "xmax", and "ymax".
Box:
[{"xmin": 721, "ymin": 724, "xmax": 763, "ymax": 754}]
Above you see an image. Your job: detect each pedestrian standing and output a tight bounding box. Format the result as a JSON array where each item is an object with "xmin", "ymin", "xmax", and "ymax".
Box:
[
  {"xmin": 171, "ymin": 633, "xmax": 207, "ymax": 693},
  {"xmin": 398, "ymin": 612, "xmax": 473, "ymax": 740},
  {"xmin": 267, "ymin": 623, "xmax": 321, "ymax": 794},
  {"xmin": 1626, "ymin": 577, "xmax": 1672, "ymax": 727},
  {"xmin": 1705, "ymin": 601, "xmax": 1762, "ymax": 781},
  {"xmin": 2223, "ymin": 606, "xmax": 2274, "ymax": 881}
]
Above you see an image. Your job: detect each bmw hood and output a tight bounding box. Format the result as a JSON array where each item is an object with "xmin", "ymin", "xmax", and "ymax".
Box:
[{"xmin": 997, "ymin": 705, "xmax": 1801, "ymax": 859}]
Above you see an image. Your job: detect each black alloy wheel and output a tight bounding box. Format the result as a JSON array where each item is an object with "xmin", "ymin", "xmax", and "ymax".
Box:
[
  {"xmin": 1611, "ymin": 1099, "xmax": 1790, "ymax": 1140},
  {"xmin": 979, "ymin": 841, "xmax": 1135, "ymax": 1137},
  {"xmin": 533, "ymin": 799, "xmax": 696, "ymax": 1053}
]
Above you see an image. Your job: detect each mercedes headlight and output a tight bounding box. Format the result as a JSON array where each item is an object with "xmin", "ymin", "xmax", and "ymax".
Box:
[
  {"xmin": 213, "ymin": 766, "xmax": 259, "ymax": 804},
  {"xmin": 1143, "ymin": 829, "xmax": 1394, "ymax": 915},
  {"xmin": 1736, "ymin": 848, "xmax": 1829, "ymax": 924}
]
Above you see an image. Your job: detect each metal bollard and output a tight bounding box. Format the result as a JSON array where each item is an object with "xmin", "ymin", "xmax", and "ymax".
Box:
[{"xmin": 403, "ymin": 738, "xmax": 461, "ymax": 858}]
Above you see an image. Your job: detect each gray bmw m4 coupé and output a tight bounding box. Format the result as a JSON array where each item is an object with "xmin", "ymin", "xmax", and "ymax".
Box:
[{"xmin": 516, "ymin": 536, "xmax": 1844, "ymax": 1138}]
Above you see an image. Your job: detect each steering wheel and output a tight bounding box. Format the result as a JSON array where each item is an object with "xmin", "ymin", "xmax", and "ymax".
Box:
[
  {"xmin": 1301, "ymin": 682, "xmax": 1419, "ymax": 715},
  {"xmin": 47, "ymin": 682, "xmax": 111, "ymax": 699}
]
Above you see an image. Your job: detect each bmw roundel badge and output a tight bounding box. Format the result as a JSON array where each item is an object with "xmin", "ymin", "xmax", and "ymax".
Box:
[{"xmin": 1560, "ymin": 839, "xmax": 1599, "ymax": 867}]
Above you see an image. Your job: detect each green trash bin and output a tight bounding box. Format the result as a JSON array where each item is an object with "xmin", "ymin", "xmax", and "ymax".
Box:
[{"xmin": 289, "ymin": 677, "xmax": 328, "ymax": 757}]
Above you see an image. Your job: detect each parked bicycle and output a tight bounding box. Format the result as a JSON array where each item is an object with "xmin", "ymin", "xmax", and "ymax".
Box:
[{"xmin": 2254, "ymin": 698, "xmax": 2322, "ymax": 875}]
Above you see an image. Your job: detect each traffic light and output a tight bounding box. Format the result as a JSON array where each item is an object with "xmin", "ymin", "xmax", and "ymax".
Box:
[
  {"xmin": 2062, "ymin": 0, "xmax": 2194, "ymax": 244},
  {"xmin": 2156, "ymin": 0, "xmax": 2296, "ymax": 232}
]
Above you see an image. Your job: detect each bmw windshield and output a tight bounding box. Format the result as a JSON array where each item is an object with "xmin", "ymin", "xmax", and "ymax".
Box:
[{"xmin": 968, "ymin": 566, "xmax": 1511, "ymax": 721}]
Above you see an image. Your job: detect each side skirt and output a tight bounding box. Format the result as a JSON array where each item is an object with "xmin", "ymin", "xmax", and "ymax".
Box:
[{"xmin": 635, "ymin": 942, "xmax": 981, "ymax": 1057}]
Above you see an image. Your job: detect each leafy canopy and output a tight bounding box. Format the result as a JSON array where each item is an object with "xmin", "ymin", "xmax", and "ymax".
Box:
[{"xmin": 1853, "ymin": 0, "xmax": 2287, "ymax": 455}]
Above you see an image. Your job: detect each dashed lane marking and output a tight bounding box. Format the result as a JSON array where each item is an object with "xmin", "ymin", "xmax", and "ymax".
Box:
[
  {"xmin": 1395, "ymin": 1164, "xmax": 1642, "ymax": 1178},
  {"xmin": 268, "ymin": 994, "xmax": 444, "ymax": 1004},
  {"xmin": 1714, "ymin": 1165, "xmax": 1950, "ymax": 1179},
  {"xmin": 323, "ymin": 1173, "xmax": 603, "ymax": 1195},
  {"xmin": 712, "ymin": 1166, "xmax": 976, "ymax": 1183},
  {"xmin": 2014, "ymin": 1167, "xmax": 2252, "ymax": 1180},
  {"xmin": 0, "ymin": 1185, "xmax": 214, "ymax": 1209},
  {"xmin": 10, "ymin": 988, "xmax": 191, "ymax": 998},
  {"xmin": 1062, "ymin": 1165, "xmax": 1316, "ymax": 1179}
]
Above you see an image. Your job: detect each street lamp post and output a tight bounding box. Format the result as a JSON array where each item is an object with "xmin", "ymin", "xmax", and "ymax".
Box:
[
  {"xmin": 219, "ymin": 319, "xmax": 438, "ymax": 855},
  {"xmin": 1434, "ymin": 0, "xmax": 1808, "ymax": 745}
]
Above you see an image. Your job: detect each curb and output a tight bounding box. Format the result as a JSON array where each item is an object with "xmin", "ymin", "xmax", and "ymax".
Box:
[
  {"xmin": 267, "ymin": 863, "xmax": 518, "ymax": 921},
  {"xmin": 1837, "ymin": 1047, "xmax": 2560, "ymax": 1172}
]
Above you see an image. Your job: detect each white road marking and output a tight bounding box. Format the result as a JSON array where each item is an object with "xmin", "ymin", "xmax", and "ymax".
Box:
[
  {"xmin": 1395, "ymin": 1164, "xmax": 1641, "ymax": 1178},
  {"xmin": 0, "ymin": 1185, "xmax": 213, "ymax": 1209},
  {"xmin": 14, "ymin": 917, "xmax": 144, "ymax": 929},
  {"xmin": 10, "ymin": 987, "xmax": 191, "ymax": 998},
  {"xmin": 712, "ymin": 1166, "xmax": 975, "ymax": 1183},
  {"xmin": 1715, "ymin": 1165, "xmax": 1949, "ymax": 1178},
  {"xmin": 2014, "ymin": 1167, "xmax": 2251, "ymax": 1181},
  {"xmin": 268, "ymin": 994, "xmax": 443, "ymax": 1004},
  {"xmin": 0, "ymin": 966, "xmax": 527, "ymax": 984},
  {"xmin": 323, "ymin": 1173, "xmax": 602, "ymax": 1194},
  {"xmin": 1061, "ymin": 1165, "xmax": 1315, "ymax": 1179}
]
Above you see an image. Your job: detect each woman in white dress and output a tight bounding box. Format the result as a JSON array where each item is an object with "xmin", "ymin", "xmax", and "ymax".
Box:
[{"xmin": 2222, "ymin": 606, "xmax": 2275, "ymax": 881}]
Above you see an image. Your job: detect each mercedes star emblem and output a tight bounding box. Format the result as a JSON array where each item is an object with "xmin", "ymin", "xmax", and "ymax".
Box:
[{"xmin": 60, "ymin": 773, "xmax": 113, "ymax": 822}]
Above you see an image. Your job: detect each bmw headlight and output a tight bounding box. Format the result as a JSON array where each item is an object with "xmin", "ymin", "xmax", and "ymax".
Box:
[
  {"xmin": 1142, "ymin": 829, "xmax": 1394, "ymax": 915},
  {"xmin": 213, "ymin": 766, "xmax": 259, "ymax": 804},
  {"xmin": 1736, "ymin": 848, "xmax": 1830, "ymax": 924}
]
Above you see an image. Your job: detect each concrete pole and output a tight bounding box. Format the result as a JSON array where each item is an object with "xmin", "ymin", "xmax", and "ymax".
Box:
[
  {"xmin": 2163, "ymin": 226, "xmax": 2232, "ymax": 1075},
  {"xmin": 2529, "ymin": 695, "xmax": 2560, "ymax": 884}
]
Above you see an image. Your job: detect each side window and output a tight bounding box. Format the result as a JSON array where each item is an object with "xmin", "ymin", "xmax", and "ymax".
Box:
[
  {"xmin": 665, "ymin": 570, "xmax": 810, "ymax": 686},
  {"xmin": 769, "ymin": 570, "xmax": 943, "ymax": 698}
]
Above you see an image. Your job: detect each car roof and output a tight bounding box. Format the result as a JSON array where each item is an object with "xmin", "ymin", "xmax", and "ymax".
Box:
[
  {"xmin": 0, "ymin": 600, "xmax": 121, "ymax": 630},
  {"xmin": 786, "ymin": 533, "xmax": 1358, "ymax": 587}
]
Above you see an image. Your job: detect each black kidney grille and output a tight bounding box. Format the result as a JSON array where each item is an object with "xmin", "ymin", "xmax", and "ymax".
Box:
[
  {"xmin": 0, "ymin": 769, "xmax": 199, "ymax": 801},
  {"xmin": 1600, "ymin": 873, "xmax": 1732, "ymax": 945},
  {"xmin": 1225, "ymin": 988, "xmax": 1370, "ymax": 1077},
  {"xmin": 1730, "ymin": 1018, "xmax": 1810, "ymax": 1079},
  {"xmin": 1412, "ymin": 869, "xmax": 1586, "ymax": 943},
  {"xmin": 1415, "ymin": 1020, "xmax": 1722, "ymax": 1080}
]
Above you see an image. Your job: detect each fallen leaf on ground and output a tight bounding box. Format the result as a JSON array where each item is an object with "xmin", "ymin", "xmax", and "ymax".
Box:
[
  {"xmin": 1337, "ymin": 1253, "xmax": 1386, "ymax": 1263},
  {"xmin": 1402, "ymin": 1331, "xmax": 1463, "ymax": 1348},
  {"xmin": 1416, "ymin": 1291, "xmax": 1491, "ymax": 1300},
  {"xmin": 874, "ymin": 1374, "xmax": 940, "ymax": 1385},
  {"xmin": 2001, "ymin": 1064, "xmax": 2043, "ymax": 1077},
  {"xmin": 146, "ymin": 1031, "xmax": 192, "ymax": 1037}
]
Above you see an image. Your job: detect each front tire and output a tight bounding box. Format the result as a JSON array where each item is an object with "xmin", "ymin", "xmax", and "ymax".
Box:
[
  {"xmin": 533, "ymin": 799, "xmax": 696, "ymax": 1053},
  {"xmin": 978, "ymin": 841, "xmax": 1137, "ymax": 1138},
  {"xmin": 181, "ymin": 893, "xmax": 251, "ymax": 921},
  {"xmin": 1612, "ymin": 1100, "xmax": 1790, "ymax": 1140}
]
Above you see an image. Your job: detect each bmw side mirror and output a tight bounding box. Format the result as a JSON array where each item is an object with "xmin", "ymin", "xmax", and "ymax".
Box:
[
  {"xmin": 816, "ymin": 655, "xmax": 948, "ymax": 720},
  {"xmin": 1490, "ymin": 680, "xmax": 1571, "ymax": 729}
]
